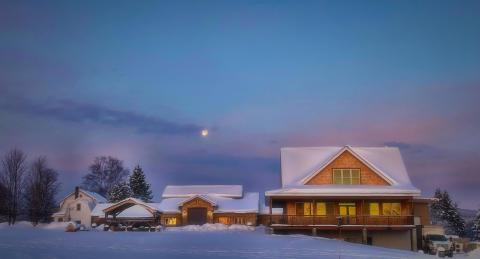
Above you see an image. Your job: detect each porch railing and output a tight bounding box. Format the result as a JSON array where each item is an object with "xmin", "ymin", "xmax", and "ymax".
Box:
[{"xmin": 268, "ymin": 215, "xmax": 414, "ymax": 226}]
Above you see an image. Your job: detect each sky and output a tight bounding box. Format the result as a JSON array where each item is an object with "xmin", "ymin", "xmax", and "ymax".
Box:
[{"xmin": 0, "ymin": 0, "xmax": 479, "ymax": 209}]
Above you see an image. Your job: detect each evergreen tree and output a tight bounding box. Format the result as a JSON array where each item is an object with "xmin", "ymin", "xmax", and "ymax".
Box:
[
  {"xmin": 430, "ymin": 189, "xmax": 466, "ymax": 236},
  {"xmin": 472, "ymin": 209, "xmax": 480, "ymax": 240},
  {"xmin": 107, "ymin": 182, "xmax": 132, "ymax": 203},
  {"xmin": 129, "ymin": 165, "xmax": 153, "ymax": 202}
]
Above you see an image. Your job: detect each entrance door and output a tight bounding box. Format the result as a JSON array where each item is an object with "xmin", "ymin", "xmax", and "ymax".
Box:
[
  {"xmin": 339, "ymin": 203, "xmax": 356, "ymax": 224},
  {"xmin": 187, "ymin": 208, "xmax": 207, "ymax": 225}
]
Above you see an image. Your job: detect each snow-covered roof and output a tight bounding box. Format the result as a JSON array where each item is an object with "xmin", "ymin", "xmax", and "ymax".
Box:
[
  {"xmin": 280, "ymin": 146, "xmax": 418, "ymax": 188},
  {"xmin": 157, "ymin": 192, "xmax": 260, "ymax": 214},
  {"xmin": 265, "ymin": 185, "xmax": 420, "ymax": 197},
  {"xmin": 162, "ymin": 185, "xmax": 243, "ymax": 198},
  {"xmin": 116, "ymin": 205, "xmax": 155, "ymax": 218},
  {"xmin": 102, "ymin": 197, "xmax": 159, "ymax": 213},
  {"xmin": 52, "ymin": 209, "xmax": 66, "ymax": 217},
  {"xmin": 91, "ymin": 203, "xmax": 113, "ymax": 217},
  {"xmin": 82, "ymin": 190, "xmax": 107, "ymax": 203},
  {"xmin": 178, "ymin": 195, "xmax": 217, "ymax": 206}
]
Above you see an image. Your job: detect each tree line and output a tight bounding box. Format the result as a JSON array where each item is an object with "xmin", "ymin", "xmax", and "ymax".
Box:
[
  {"xmin": 0, "ymin": 149, "xmax": 60, "ymax": 225},
  {"xmin": 0, "ymin": 148, "xmax": 153, "ymax": 226}
]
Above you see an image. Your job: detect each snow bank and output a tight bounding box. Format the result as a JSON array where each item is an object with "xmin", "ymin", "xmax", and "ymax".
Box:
[
  {"xmin": 0, "ymin": 221, "xmax": 71, "ymax": 230},
  {"xmin": 166, "ymin": 223, "xmax": 254, "ymax": 232},
  {"xmin": 468, "ymin": 248, "xmax": 480, "ymax": 257},
  {"xmin": 0, "ymin": 221, "xmax": 33, "ymax": 229},
  {"xmin": 38, "ymin": 222, "xmax": 70, "ymax": 230}
]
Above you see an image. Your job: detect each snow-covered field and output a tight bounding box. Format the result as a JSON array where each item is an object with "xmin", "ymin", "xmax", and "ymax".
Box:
[{"xmin": 0, "ymin": 222, "xmax": 435, "ymax": 259}]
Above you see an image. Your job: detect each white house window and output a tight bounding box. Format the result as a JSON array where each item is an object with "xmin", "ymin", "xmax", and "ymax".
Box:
[
  {"xmin": 333, "ymin": 169, "xmax": 360, "ymax": 184},
  {"xmin": 76, "ymin": 203, "xmax": 81, "ymax": 211}
]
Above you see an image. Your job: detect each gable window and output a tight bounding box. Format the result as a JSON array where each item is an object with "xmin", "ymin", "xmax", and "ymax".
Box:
[
  {"xmin": 369, "ymin": 203, "xmax": 380, "ymax": 216},
  {"xmin": 333, "ymin": 169, "xmax": 360, "ymax": 184},
  {"xmin": 382, "ymin": 202, "xmax": 401, "ymax": 216},
  {"xmin": 76, "ymin": 204, "xmax": 81, "ymax": 211},
  {"xmin": 316, "ymin": 202, "xmax": 326, "ymax": 216},
  {"xmin": 295, "ymin": 202, "xmax": 313, "ymax": 216}
]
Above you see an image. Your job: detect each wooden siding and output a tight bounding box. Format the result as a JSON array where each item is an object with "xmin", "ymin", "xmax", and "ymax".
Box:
[
  {"xmin": 305, "ymin": 150, "xmax": 389, "ymax": 185},
  {"xmin": 413, "ymin": 202, "xmax": 431, "ymax": 225},
  {"xmin": 213, "ymin": 213, "xmax": 257, "ymax": 226},
  {"xmin": 180, "ymin": 197, "xmax": 215, "ymax": 224}
]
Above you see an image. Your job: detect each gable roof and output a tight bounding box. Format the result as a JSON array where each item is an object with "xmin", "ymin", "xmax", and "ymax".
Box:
[
  {"xmin": 280, "ymin": 146, "xmax": 417, "ymax": 189},
  {"xmin": 300, "ymin": 146, "xmax": 395, "ymax": 185},
  {"xmin": 102, "ymin": 197, "xmax": 159, "ymax": 214},
  {"xmin": 59, "ymin": 189, "xmax": 107, "ymax": 207},
  {"xmin": 178, "ymin": 195, "xmax": 217, "ymax": 206},
  {"xmin": 162, "ymin": 185, "xmax": 243, "ymax": 198}
]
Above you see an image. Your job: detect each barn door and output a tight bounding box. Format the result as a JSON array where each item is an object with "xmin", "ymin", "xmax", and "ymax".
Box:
[{"xmin": 187, "ymin": 208, "xmax": 207, "ymax": 225}]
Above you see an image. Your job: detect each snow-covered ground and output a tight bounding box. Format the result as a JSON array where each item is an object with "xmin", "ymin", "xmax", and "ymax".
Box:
[{"xmin": 0, "ymin": 222, "xmax": 437, "ymax": 259}]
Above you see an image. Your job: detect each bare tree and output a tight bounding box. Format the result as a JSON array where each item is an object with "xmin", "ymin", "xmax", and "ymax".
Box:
[
  {"xmin": 24, "ymin": 157, "xmax": 60, "ymax": 225},
  {"xmin": 0, "ymin": 182, "xmax": 7, "ymax": 221},
  {"xmin": 1, "ymin": 149, "xmax": 27, "ymax": 225},
  {"xmin": 82, "ymin": 156, "xmax": 129, "ymax": 197}
]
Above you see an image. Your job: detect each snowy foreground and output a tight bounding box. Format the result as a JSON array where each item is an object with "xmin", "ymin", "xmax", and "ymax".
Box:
[{"xmin": 0, "ymin": 222, "xmax": 440, "ymax": 259}]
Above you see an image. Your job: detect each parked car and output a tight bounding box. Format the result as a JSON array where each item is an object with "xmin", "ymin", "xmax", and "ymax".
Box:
[{"xmin": 424, "ymin": 234, "xmax": 453, "ymax": 257}]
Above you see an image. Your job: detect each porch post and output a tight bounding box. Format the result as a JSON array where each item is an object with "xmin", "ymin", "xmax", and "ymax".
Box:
[
  {"xmin": 269, "ymin": 197, "xmax": 272, "ymax": 225},
  {"xmin": 362, "ymin": 227, "xmax": 368, "ymax": 245},
  {"xmin": 410, "ymin": 228, "xmax": 417, "ymax": 251}
]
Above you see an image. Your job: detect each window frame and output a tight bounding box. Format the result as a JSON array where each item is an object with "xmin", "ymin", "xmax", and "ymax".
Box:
[
  {"xmin": 295, "ymin": 202, "xmax": 313, "ymax": 216},
  {"xmin": 369, "ymin": 202, "xmax": 380, "ymax": 216},
  {"xmin": 332, "ymin": 169, "xmax": 361, "ymax": 185},
  {"xmin": 164, "ymin": 217, "xmax": 177, "ymax": 226},
  {"xmin": 316, "ymin": 202, "xmax": 327, "ymax": 216},
  {"xmin": 381, "ymin": 202, "xmax": 401, "ymax": 216}
]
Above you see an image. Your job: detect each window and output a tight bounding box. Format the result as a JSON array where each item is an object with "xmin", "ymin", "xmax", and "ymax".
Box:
[
  {"xmin": 316, "ymin": 202, "xmax": 326, "ymax": 216},
  {"xmin": 382, "ymin": 203, "xmax": 401, "ymax": 216},
  {"xmin": 218, "ymin": 217, "xmax": 230, "ymax": 225},
  {"xmin": 333, "ymin": 169, "xmax": 360, "ymax": 184},
  {"xmin": 339, "ymin": 203, "xmax": 356, "ymax": 216},
  {"xmin": 165, "ymin": 217, "xmax": 177, "ymax": 226},
  {"xmin": 76, "ymin": 204, "xmax": 81, "ymax": 211},
  {"xmin": 58, "ymin": 217, "xmax": 63, "ymax": 222},
  {"xmin": 295, "ymin": 202, "xmax": 313, "ymax": 216},
  {"xmin": 369, "ymin": 203, "xmax": 379, "ymax": 216}
]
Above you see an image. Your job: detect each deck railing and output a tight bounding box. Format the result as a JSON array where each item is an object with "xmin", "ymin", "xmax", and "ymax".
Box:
[{"xmin": 268, "ymin": 215, "xmax": 413, "ymax": 226}]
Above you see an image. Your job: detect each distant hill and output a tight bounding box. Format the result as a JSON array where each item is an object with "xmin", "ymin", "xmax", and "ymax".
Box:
[{"xmin": 459, "ymin": 208, "xmax": 478, "ymax": 221}]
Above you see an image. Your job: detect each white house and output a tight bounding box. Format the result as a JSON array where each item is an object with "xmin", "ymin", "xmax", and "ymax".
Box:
[{"xmin": 52, "ymin": 187, "xmax": 107, "ymax": 226}]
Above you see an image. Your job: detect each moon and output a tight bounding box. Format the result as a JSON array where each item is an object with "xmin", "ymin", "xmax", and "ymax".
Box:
[{"xmin": 201, "ymin": 129, "xmax": 209, "ymax": 137}]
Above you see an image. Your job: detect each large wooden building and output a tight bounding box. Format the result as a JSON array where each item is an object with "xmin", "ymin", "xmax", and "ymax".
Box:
[{"xmin": 263, "ymin": 146, "xmax": 432, "ymax": 251}]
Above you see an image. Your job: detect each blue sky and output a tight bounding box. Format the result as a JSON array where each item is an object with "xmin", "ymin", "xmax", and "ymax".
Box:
[{"xmin": 1, "ymin": 0, "xmax": 479, "ymax": 208}]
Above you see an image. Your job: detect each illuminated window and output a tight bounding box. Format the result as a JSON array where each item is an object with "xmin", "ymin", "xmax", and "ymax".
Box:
[
  {"xmin": 339, "ymin": 203, "xmax": 356, "ymax": 216},
  {"xmin": 316, "ymin": 202, "xmax": 326, "ymax": 216},
  {"xmin": 295, "ymin": 202, "xmax": 313, "ymax": 216},
  {"xmin": 164, "ymin": 217, "xmax": 177, "ymax": 225},
  {"xmin": 369, "ymin": 203, "xmax": 379, "ymax": 216},
  {"xmin": 218, "ymin": 217, "xmax": 229, "ymax": 225},
  {"xmin": 76, "ymin": 204, "xmax": 81, "ymax": 211},
  {"xmin": 333, "ymin": 169, "xmax": 360, "ymax": 184},
  {"xmin": 382, "ymin": 203, "xmax": 401, "ymax": 216}
]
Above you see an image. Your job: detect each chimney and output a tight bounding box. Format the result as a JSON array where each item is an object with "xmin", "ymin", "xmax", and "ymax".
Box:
[{"xmin": 75, "ymin": 186, "xmax": 79, "ymax": 199}]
